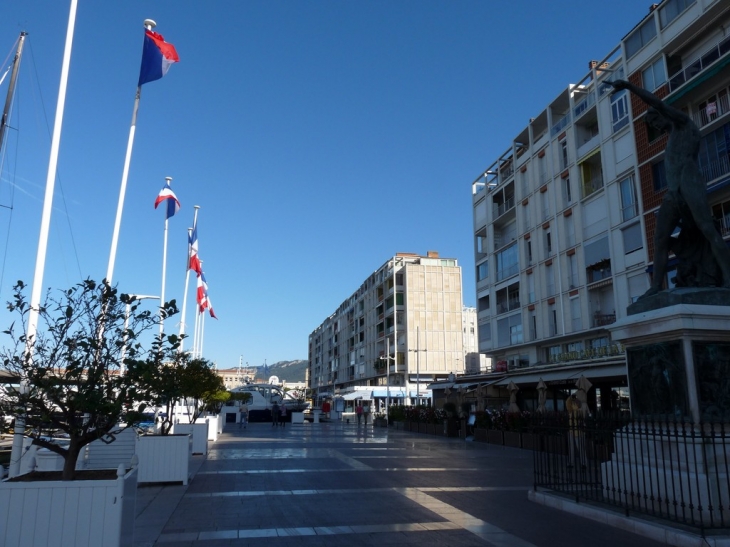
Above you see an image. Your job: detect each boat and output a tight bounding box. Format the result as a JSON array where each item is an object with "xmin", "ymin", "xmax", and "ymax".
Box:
[{"xmin": 224, "ymin": 383, "xmax": 310, "ymax": 422}]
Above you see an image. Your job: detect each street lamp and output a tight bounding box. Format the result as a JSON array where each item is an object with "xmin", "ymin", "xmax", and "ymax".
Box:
[
  {"xmin": 409, "ymin": 326, "xmax": 427, "ymax": 406},
  {"xmin": 121, "ymin": 294, "xmax": 159, "ymax": 374}
]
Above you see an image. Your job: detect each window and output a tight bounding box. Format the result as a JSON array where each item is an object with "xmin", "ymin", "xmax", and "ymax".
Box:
[
  {"xmin": 659, "ymin": 0, "xmax": 695, "ymax": 29},
  {"xmin": 590, "ymin": 336, "xmax": 609, "ymax": 349},
  {"xmin": 642, "ymin": 58, "xmax": 667, "ymax": 92},
  {"xmin": 541, "ymin": 187, "xmax": 550, "ymax": 220},
  {"xmin": 478, "ymin": 324, "xmax": 491, "ymax": 343},
  {"xmin": 560, "ymin": 139, "xmax": 569, "ymax": 170},
  {"xmin": 567, "ymin": 340, "xmax": 583, "ymax": 353},
  {"xmin": 527, "ymin": 272, "xmax": 536, "ymax": 303},
  {"xmin": 497, "ymin": 313, "xmax": 522, "ymax": 347},
  {"xmin": 563, "ymin": 177, "xmax": 572, "ymax": 204},
  {"xmin": 477, "ymin": 261, "xmax": 489, "ymax": 281},
  {"xmin": 628, "ymin": 274, "xmax": 647, "ymax": 304},
  {"xmin": 478, "ymin": 294, "xmax": 490, "ymax": 312},
  {"xmin": 652, "ymin": 160, "xmax": 667, "ymax": 191},
  {"xmin": 545, "ymin": 229, "xmax": 553, "ymax": 256},
  {"xmin": 611, "ymin": 90, "xmax": 629, "ymax": 132},
  {"xmin": 622, "ymin": 223, "xmax": 643, "ymax": 254},
  {"xmin": 570, "ymin": 297, "xmax": 582, "ymax": 332},
  {"xmin": 476, "ymin": 229, "xmax": 487, "ymax": 255},
  {"xmin": 545, "ymin": 263, "xmax": 555, "ymax": 296},
  {"xmin": 526, "ymin": 240, "xmax": 533, "ymax": 265},
  {"xmin": 625, "ymin": 17, "xmax": 657, "ymax": 58},
  {"xmin": 547, "ymin": 345, "xmax": 561, "ymax": 362},
  {"xmin": 496, "ymin": 243, "xmax": 519, "ymax": 281},
  {"xmin": 529, "ymin": 311, "xmax": 537, "ymax": 340},
  {"xmin": 564, "ymin": 214, "xmax": 575, "ymax": 247},
  {"xmin": 549, "ymin": 304, "xmax": 558, "ymax": 336},
  {"xmin": 698, "ymin": 122, "xmax": 730, "ymax": 182},
  {"xmin": 568, "ymin": 254, "xmax": 578, "ymax": 288},
  {"xmin": 619, "ymin": 176, "xmax": 638, "ymax": 221}
]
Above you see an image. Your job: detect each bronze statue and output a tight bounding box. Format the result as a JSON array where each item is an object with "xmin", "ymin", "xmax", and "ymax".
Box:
[{"xmin": 607, "ymin": 80, "xmax": 730, "ymax": 297}]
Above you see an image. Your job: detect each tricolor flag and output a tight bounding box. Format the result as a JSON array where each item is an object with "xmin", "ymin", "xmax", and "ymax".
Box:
[
  {"xmin": 154, "ymin": 179, "xmax": 180, "ymax": 219},
  {"xmin": 196, "ymin": 272, "xmax": 218, "ymax": 319},
  {"xmin": 188, "ymin": 221, "xmax": 202, "ymax": 276},
  {"xmin": 138, "ymin": 29, "xmax": 179, "ymax": 87}
]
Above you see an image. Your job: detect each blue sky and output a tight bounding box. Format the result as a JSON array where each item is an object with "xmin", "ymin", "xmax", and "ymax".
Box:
[{"xmin": 0, "ymin": 1, "xmax": 650, "ymax": 370}]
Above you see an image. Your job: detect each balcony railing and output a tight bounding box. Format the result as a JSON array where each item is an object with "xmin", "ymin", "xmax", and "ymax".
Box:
[
  {"xmin": 496, "ymin": 298, "xmax": 521, "ymax": 315},
  {"xmin": 691, "ymin": 91, "xmax": 729, "ymax": 129},
  {"xmin": 494, "ymin": 197, "xmax": 515, "ymax": 218},
  {"xmin": 573, "ymin": 92, "xmax": 595, "ymax": 119},
  {"xmin": 593, "ymin": 312, "xmax": 616, "ymax": 327},
  {"xmin": 551, "ymin": 113, "xmax": 571, "ymax": 137},
  {"xmin": 496, "ymin": 264, "xmax": 519, "ymax": 282},
  {"xmin": 700, "ymin": 154, "xmax": 730, "ymax": 184},
  {"xmin": 582, "ymin": 173, "xmax": 603, "ymax": 198},
  {"xmin": 669, "ymin": 34, "xmax": 730, "ymax": 92}
]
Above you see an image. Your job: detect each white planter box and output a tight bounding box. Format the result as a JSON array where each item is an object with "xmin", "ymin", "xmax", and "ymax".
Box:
[
  {"xmin": 173, "ymin": 423, "xmax": 208, "ymax": 455},
  {"xmin": 136, "ymin": 434, "xmax": 191, "ymax": 485},
  {"xmin": 291, "ymin": 412, "xmax": 305, "ymax": 424},
  {"xmin": 0, "ymin": 464, "xmax": 137, "ymax": 547},
  {"xmin": 196, "ymin": 416, "xmax": 219, "ymax": 442}
]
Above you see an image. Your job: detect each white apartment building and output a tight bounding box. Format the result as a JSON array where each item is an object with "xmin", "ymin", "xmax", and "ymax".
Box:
[
  {"xmin": 471, "ymin": 0, "xmax": 730, "ymax": 413},
  {"xmin": 308, "ymin": 251, "xmax": 467, "ymax": 404}
]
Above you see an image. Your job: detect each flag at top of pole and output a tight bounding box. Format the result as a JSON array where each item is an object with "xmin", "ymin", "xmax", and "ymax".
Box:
[
  {"xmin": 138, "ymin": 26, "xmax": 179, "ymax": 86},
  {"xmin": 154, "ymin": 178, "xmax": 180, "ymax": 219}
]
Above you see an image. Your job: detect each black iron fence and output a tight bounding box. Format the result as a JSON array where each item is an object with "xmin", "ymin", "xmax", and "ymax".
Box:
[{"xmin": 533, "ymin": 413, "xmax": 730, "ymax": 533}]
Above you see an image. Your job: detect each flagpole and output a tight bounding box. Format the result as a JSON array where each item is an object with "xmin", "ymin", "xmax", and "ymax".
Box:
[
  {"xmin": 159, "ymin": 176, "xmax": 173, "ymax": 336},
  {"xmin": 10, "ymin": 0, "xmax": 78, "ymax": 479},
  {"xmin": 106, "ymin": 18, "xmax": 157, "ymax": 284},
  {"xmin": 179, "ymin": 206, "xmax": 200, "ymax": 352}
]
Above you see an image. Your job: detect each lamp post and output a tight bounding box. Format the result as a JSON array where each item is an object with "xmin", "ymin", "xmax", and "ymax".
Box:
[
  {"xmin": 121, "ymin": 294, "xmax": 159, "ymax": 374},
  {"xmin": 409, "ymin": 326, "xmax": 427, "ymax": 406}
]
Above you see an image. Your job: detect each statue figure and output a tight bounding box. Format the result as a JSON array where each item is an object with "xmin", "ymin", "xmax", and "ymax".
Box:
[{"xmin": 607, "ymin": 80, "xmax": 730, "ymax": 298}]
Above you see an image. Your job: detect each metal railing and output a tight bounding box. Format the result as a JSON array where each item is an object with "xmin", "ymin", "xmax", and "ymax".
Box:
[
  {"xmin": 533, "ymin": 414, "xmax": 730, "ymax": 534},
  {"xmin": 669, "ymin": 34, "xmax": 730, "ymax": 92}
]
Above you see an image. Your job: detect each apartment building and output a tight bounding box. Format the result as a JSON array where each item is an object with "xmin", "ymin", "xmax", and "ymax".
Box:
[
  {"xmin": 471, "ymin": 0, "xmax": 730, "ymax": 413},
  {"xmin": 308, "ymin": 252, "xmax": 467, "ymax": 404}
]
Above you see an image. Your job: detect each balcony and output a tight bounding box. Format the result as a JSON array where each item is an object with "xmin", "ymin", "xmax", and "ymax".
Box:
[
  {"xmin": 691, "ymin": 90, "xmax": 729, "ymax": 130},
  {"xmin": 669, "ymin": 35, "xmax": 730, "ymax": 93},
  {"xmin": 582, "ymin": 173, "xmax": 603, "ymax": 198},
  {"xmin": 573, "ymin": 92, "xmax": 596, "ymax": 120},
  {"xmin": 593, "ymin": 312, "xmax": 616, "ymax": 327},
  {"xmin": 493, "ymin": 196, "xmax": 515, "ymax": 219},
  {"xmin": 551, "ymin": 112, "xmax": 571, "ymax": 137},
  {"xmin": 496, "ymin": 298, "xmax": 521, "ymax": 315}
]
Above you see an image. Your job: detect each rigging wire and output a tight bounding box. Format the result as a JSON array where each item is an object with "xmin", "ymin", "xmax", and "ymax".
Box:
[{"xmin": 0, "ymin": 35, "xmax": 84, "ymax": 297}]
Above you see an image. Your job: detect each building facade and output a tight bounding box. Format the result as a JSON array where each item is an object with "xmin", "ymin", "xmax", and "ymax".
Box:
[
  {"xmin": 471, "ymin": 0, "xmax": 730, "ymax": 413},
  {"xmin": 308, "ymin": 251, "xmax": 467, "ymax": 403}
]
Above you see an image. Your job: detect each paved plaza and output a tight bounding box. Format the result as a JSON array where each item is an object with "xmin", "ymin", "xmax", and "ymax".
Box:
[{"xmin": 134, "ymin": 421, "xmax": 669, "ymax": 547}]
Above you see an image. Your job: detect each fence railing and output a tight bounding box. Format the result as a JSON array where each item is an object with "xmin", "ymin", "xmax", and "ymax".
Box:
[{"xmin": 533, "ymin": 414, "xmax": 730, "ymax": 534}]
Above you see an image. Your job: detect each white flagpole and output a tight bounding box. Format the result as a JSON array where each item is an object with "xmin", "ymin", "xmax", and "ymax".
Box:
[
  {"xmin": 159, "ymin": 176, "xmax": 173, "ymax": 336},
  {"xmin": 199, "ymin": 310, "xmax": 206, "ymax": 357},
  {"xmin": 192, "ymin": 301, "xmax": 201, "ymax": 357},
  {"xmin": 179, "ymin": 206, "xmax": 200, "ymax": 352},
  {"xmin": 106, "ymin": 18, "xmax": 157, "ymax": 285},
  {"xmin": 10, "ymin": 0, "xmax": 78, "ymax": 480}
]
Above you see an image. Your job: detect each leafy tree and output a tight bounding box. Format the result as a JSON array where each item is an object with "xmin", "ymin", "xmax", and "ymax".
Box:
[
  {"xmin": 179, "ymin": 358, "xmax": 226, "ymax": 423},
  {"xmin": 0, "ymin": 279, "xmax": 177, "ymax": 480}
]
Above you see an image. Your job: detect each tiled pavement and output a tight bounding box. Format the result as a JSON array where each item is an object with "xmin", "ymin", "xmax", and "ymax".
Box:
[{"xmin": 134, "ymin": 422, "xmax": 671, "ymax": 547}]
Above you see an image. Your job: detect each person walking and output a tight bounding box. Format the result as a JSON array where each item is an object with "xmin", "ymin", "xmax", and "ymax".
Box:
[
  {"xmin": 355, "ymin": 403, "xmax": 363, "ymax": 425},
  {"xmin": 271, "ymin": 399, "xmax": 280, "ymax": 427},
  {"xmin": 280, "ymin": 402, "xmax": 287, "ymax": 427},
  {"xmin": 239, "ymin": 403, "xmax": 249, "ymax": 429}
]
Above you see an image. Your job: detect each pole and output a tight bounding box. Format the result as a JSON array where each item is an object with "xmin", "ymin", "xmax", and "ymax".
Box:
[
  {"xmin": 179, "ymin": 206, "xmax": 200, "ymax": 351},
  {"xmin": 10, "ymin": 0, "xmax": 78, "ymax": 479},
  {"xmin": 386, "ymin": 336, "xmax": 390, "ymax": 425},
  {"xmin": 159, "ymin": 176, "xmax": 172, "ymax": 336},
  {"xmin": 416, "ymin": 326, "xmax": 420, "ymax": 407},
  {"xmin": 121, "ymin": 294, "xmax": 159, "ymax": 373},
  {"xmin": 0, "ymin": 32, "xmax": 27, "ymax": 156},
  {"xmin": 106, "ymin": 18, "xmax": 156, "ymax": 284}
]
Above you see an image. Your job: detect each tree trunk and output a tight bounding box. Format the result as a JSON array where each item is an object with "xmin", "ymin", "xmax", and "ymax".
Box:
[{"xmin": 62, "ymin": 441, "xmax": 82, "ymax": 481}]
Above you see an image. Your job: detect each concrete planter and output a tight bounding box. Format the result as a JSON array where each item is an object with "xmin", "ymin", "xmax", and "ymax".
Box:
[
  {"xmin": 473, "ymin": 428, "xmax": 488, "ymax": 442},
  {"xmin": 503, "ymin": 431, "xmax": 522, "ymax": 448},
  {"xmin": 173, "ymin": 423, "xmax": 208, "ymax": 455},
  {"xmin": 290, "ymin": 411, "xmax": 305, "ymax": 424},
  {"xmin": 0, "ymin": 464, "xmax": 137, "ymax": 547},
  {"xmin": 487, "ymin": 430, "xmax": 504, "ymax": 445},
  {"xmin": 136, "ymin": 434, "xmax": 191, "ymax": 485}
]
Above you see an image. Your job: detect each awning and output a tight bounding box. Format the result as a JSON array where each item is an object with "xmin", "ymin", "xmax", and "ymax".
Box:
[
  {"xmin": 492, "ymin": 363, "xmax": 626, "ymax": 387},
  {"xmin": 342, "ymin": 392, "xmax": 364, "ymax": 400},
  {"xmin": 372, "ymin": 389, "xmax": 405, "ymax": 398},
  {"xmin": 427, "ymin": 381, "xmax": 453, "ymax": 390}
]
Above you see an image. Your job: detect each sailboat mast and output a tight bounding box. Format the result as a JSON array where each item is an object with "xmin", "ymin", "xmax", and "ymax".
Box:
[{"xmin": 0, "ymin": 31, "xmax": 27, "ymax": 156}]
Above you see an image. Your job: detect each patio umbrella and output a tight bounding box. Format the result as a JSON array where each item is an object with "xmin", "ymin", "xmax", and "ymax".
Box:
[
  {"xmin": 537, "ymin": 379, "xmax": 547, "ymax": 413},
  {"xmin": 508, "ymin": 381, "xmax": 520, "ymax": 413}
]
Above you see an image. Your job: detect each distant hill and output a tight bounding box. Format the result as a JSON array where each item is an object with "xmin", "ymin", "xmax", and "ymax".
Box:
[{"xmin": 254, "ymin": 360, "xmax": 307, "ymax": 383}]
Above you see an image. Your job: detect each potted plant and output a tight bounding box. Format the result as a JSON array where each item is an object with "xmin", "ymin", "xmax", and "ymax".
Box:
[
  {"xmin": 442, "ymin": 402, "xmax": 459, "ymax": 437},
  {"xmin": 0, "ymin": 280, "xmax": 177, "ymax": 546}
]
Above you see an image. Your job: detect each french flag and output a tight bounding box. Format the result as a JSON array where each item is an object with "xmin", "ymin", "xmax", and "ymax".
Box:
[
  {"xmin": 138, "ymin": 29, "xmax": 179, "ymax": 87},
  {"xmin": 188, "ymin": 221, "xmax": 202, "ymax": 276},
  {"xmin": 154, "ymin": 179, "xmax": 180, "ymax": 219}
]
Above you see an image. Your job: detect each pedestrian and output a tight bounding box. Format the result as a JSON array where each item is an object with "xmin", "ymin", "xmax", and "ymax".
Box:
[
  {"xmin": 271, "ymin": 399, "xmax": 280, "ymax": 427},
  {"xmin": 355, "ymin": 403, "xmax": 363, "ymax": 425},
  {"xmin": 280, "ymin": 402, "xmax": 287, "ymax": 427},
  {"xmin": 239, "ymin": 403, "xmax": 249, "ymax": 429},
  {"xmin": 362, "ymin": 403, "xmax": 370, "ymax": 424}
]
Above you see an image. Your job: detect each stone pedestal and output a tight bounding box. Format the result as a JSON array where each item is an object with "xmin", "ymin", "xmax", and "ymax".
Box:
[
  {"xmin": 610, "ymin": 299, "xmax": 730, "ymax": 424},
  {"xmin": 605, "ymin": 296, "xmax": 730, "ymax": 522}
]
